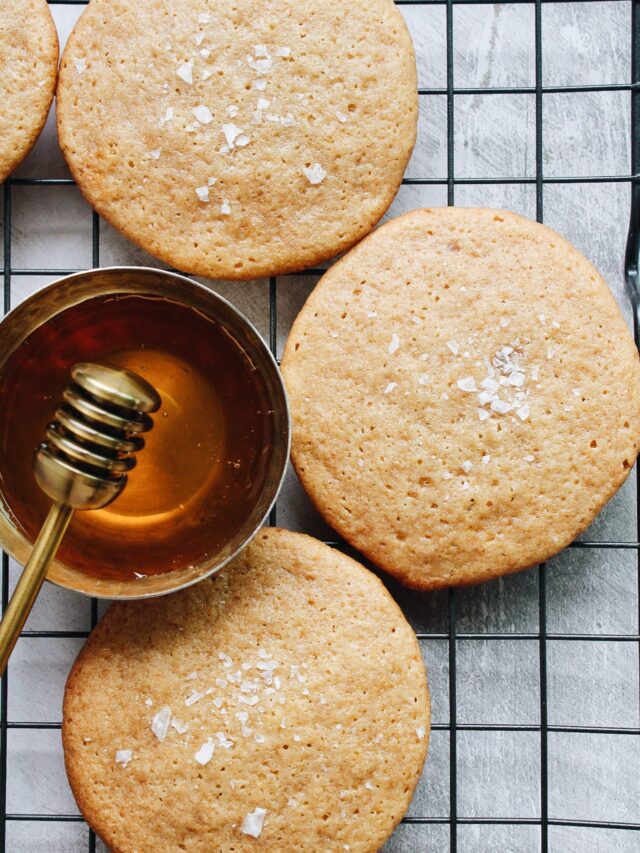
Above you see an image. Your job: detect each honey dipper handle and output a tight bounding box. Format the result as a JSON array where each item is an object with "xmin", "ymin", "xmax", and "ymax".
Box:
[{"xmin": 0, "ymin": 503, "xmax": 73, "ymax": 675}]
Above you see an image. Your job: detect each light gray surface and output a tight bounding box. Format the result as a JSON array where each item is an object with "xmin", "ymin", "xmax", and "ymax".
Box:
[{"xmin": 2, "ymin": 2, "xmax": 639, "ymax": 852}]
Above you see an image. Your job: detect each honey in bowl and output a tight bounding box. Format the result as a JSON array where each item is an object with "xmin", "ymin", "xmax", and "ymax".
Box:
[{"xmin": 0, "ymin": 293, "xmax": 276, "ymax": 581}]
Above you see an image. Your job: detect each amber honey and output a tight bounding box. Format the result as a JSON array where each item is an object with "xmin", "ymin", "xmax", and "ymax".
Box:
[{"xmin": 0, "ymin": 293, "xmax": 276, "ymax": 581}]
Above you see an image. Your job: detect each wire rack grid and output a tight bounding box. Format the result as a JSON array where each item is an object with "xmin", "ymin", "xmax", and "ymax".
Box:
[{"xmin": 0, "ymin": 1, "xmax": 639, "ymax": 851}]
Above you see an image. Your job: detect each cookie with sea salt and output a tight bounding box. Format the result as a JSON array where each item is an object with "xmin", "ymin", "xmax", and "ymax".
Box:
[
  {"xmin": 281, "ymin": 207, "xmax": 640, "ymax": 590},
  {"xmin": 0, "ymin": 0, "xmax": 58, "ymax": 182},
  {"xmin": 63, "ymin": 528, "xmax": 429, "ymax": 852},
  {"xmin": 56, "ymin": 0, "xmax": 417, "ymax": 280}
]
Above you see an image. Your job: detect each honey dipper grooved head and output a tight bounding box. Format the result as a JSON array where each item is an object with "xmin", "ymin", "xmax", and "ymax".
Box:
[{"xmin": 33, "ymin": 363, "xmax": 161, "ymax": 510}]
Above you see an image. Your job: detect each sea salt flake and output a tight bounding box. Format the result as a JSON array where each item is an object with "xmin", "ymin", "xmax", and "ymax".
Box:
[
  {"xmin": 196, "ymin": 186, "xmax": 210, "ymax": 203},
  {"xmin": 288, "ymin": 798, "xmax": 297, "ymax": 807},
  {"xmin": 547, "ymin": 346, "xmax": 556, "ymax": 360},
  {"xmin": 185, "ymin": 691, "xmax": 204, "ymax": 706},
  {"xmin": 388, "ymin": 334, "xmax": 400, "ymax": 354},
  {"xmin": 254, "ymin": 79, "xmax": 267, "ymax": 90},
  {"xmin": 442, "ymin": 471, "xmax": 453, "ymax": 480},
  {"xmin": 241, "ymin": 724, "xmax": 253, "ymax": 737},
  {"xmin": 293, "ymin": 734, "xmax": 301, "ymax": 742},
  {"xmin": 144, "ymin": 698, "xmax": 153, "ymax": 707},
  {"xmin": 477, "ymin": 390, "xmax": 494, "ymax": 406},
  {"xmin": 171, "ymin": 718, "xmax": 189, "ymax": 734},
  {"xmin": 198, "ymin": 12, "xmax": 211, "ymax": 23},
  {"xmin": 193, "ymin": 105, "xmax": 213, "ymax": 124},
  {"xmin": 235, "ymin": 134, "xmax": 250, "ymax": 147},
  {"xmin": 215, "ymin": 678, "xmax": 228, "ymax": 689},
  {"xmin": 280, "ymin": 113, "xmax": 296, "ymax": 127},
  {"xmin": 416, "ymin": 727, "xmax": 426, "ymax": 740},
  {"xmin": 461, "ymin": 460, "xmax": 473, "ymax": 473},
  {"xmin": 499, "ymin": 317, "xmax": 510, "ymax": 328},
  {"xmin": 364, "ymin": 781, "xmax": 374, "ymax": 790},
  {"xmin": 177, "ymin": 61, "xmax": 194, "ymax": 84},
  {"xmin": 539, "ymin": 314, "xmax": 546, "ymax": 325},
  {"xmin": 383, "ymin": 382, "xmax": 397, "ymax": 395},
  {"xmin": 151, "ymin": 706, "xmax": 171, "ymax": 741},
  {"xmin": 247, "ymin": 55, "xmax": 273, "ymax": 75},
  {"xmin": 115, "ymin": 749, "xmax": 132, "ymax": 767},
  {"xmin": 200, "ymin": 48, "xmax": 212, "ymax": 59},
  {"xmin": 572, "ymin": 388, "xmax": 581, "ymax": 397},
  {"xmin": 213, "ymin": 697, "xmax": 224, "ymax": 708},
  {"xmin": 457, "ymin": 377, "xmax": 477, "ymax": 393},
  {"xmin": 336, "ymin": 110, "xmax": 349, "ymax": 123},
  {"xmin": 418, "ymin": 375, "xmax": 428, "ymax": 386},
  {"xmin": 491, "ymin": 399, "xmax": 512, "ymax": 414},
  {"xmin": 159, "ymin": 107, "xmax": 174, "ymax": 127},
  {"xmin": 447, "ymin": 340, "xmax": 460, "ymax": 355},
  {"xmin": 227, "ymin": 105, "xmax": 240, "ymax": 118},
  {"xmin": 73, "ymin": 57, "xmax": 87, "ymax": 73},
  {"xmin": 253, "ymin": 44, "xmax": 269, "ymax": 57},
  {"xmin": 241, "ymin": 808, "xmax": 267, "ymax": 838},
  {"xmin": 531, "ymin": 365, "xmax": 540, "ymax": 381},
  {"xmin": 516, "ymin": 404, "xmax": 530, "ymax": 421},
  {"xmin": 255, "ymin": 732, "xmax": 266, "ymax": 744},
  {"xmin": 215, "ymin": 732, "xmax": 234, "ymax": 749},
  {"xmin": 482, "ymin": 454, "xmax": 491, "ymax": 464},
  {"xmin": 478, "ymin": 409, "xmax": 491, "ymax": 421},
  {"xmin": 523, "ymin": 454, "xmax": 535, "ymax": 462},
  {"xmin": 201, "ymin": 67, "xmax": 213, "ymax": 78},
  {"xmin": 208, "ymin": 176, "xmax": 217, "ymax": 186},
  {"xmin": 508, "ymin": 372, "xmax": 525, "ymax": 387},
  {"xmin": 221, "ymin": 200, "xmax": 231, "ymax": 215},
  {"xmin": 481, "ymin": 377, "xmax": 500, "ymax": 394},
  {"xmin": 256, "ymin": 97, "xmax": 270, "ymax": 111},
  {"xmin": 195, "ymin": 32, "xmax": 206, "ymax": 46},
  {"xmin": 149, "ymin": 149, "xmax": 161, "ymax": 160},
  {"xmin": 222, "ymin": 123, "xmax": 243, "ymax": 147},
  {"xmin": 303, "ymin": 163, "xmax": 327, "ymax": 185},
  {"xmin": 275, "ymin": 46, "xmax": 291, "ymax": 56},
  {"xmin": 195, "ymin": 739, "xmax": 215, "ymax": 765},
  {"xmin": 235, "ymin": 711, "xmax": 249, "ymax": 723}
]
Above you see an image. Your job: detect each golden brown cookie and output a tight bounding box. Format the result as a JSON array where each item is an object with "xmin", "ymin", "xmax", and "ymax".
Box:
[
  {"xmin": 63, "ymin": 528, "xmax": 429, "ymax": 852},
  {"xmin": 56, "ymin": 0, "xmax": 417, "ymax": 280},
  {"xmin": 0, "ymin": 0, "xmax": 58, "ymax": 182},
  {"xmin": 281, "ymin": 207, "xmax": 640, "ymax": 590}
]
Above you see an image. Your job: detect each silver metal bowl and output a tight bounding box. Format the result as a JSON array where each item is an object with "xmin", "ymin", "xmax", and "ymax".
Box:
[{"xmin": 0, "ymin": 267, "xmax": 290, "ymax": 599}]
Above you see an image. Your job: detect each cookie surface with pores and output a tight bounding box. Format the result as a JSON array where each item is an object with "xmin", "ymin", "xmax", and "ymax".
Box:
[
  {"xmin": 63, "ymin": 528, "xmax": 429, "ymax": 852},
  {"xmin": 0, "ymin": 0, "xmax": 58, "ymax": 182},
  {"xmin": 56, "ymin": 0, "xmax": 417, "ymax": 279},
  {"xmin": 281, "ymin": 207, "xmax": 640, "ymax": 590}
]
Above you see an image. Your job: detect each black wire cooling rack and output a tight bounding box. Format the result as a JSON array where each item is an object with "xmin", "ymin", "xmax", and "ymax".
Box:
[{"xmin": 1, "ymin": 1, "xmax": 639, "ymax": 851}]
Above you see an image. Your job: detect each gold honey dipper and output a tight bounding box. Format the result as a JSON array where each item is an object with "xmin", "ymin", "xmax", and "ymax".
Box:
[{"xmin": 0, "ymin": 362, "xmax": 160, "ymax": 674}]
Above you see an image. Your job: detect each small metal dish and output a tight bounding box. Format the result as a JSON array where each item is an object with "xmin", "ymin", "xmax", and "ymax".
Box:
[{"xmin": 0, "ymin": 267, "xmax": 290, "ymax": 600}]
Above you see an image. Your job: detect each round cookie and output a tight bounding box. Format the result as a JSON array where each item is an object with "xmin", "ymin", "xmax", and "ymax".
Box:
[
  {"xmin": 281, "ymin": 207, "xmax": 640, "ymax": 590},
  {"xmin": 56, "ymin": 0, "xmax": 417, "ymax": 280},
  {"xmin": 63, "ymin": 528, "xmax": 429, "ymax": 852},
  {"xmin": 0, "ymin": 0, "xmax": 58, "ymax": 182}
]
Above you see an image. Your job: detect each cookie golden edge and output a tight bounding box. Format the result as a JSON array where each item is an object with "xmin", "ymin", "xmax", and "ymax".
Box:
[
  {"xmin": 281, "ymin": 207, "xmax": 640, "ymax": 591},
  {"xmin": 62, "ymin": 527, "xmax": 430, "ymax": 852},
  {"xmin": 55, "ymin": 1, "xmax": 418, "ymax": 281},
  {"xmin": 0, "ymin": 0, "xmax": 59, "ymax": 182}
]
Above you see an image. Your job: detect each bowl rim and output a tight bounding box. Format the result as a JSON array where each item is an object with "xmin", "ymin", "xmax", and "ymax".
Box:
[{"xmin": 0, "ymin": 265, "xmax": 291, "ymax": 600}]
